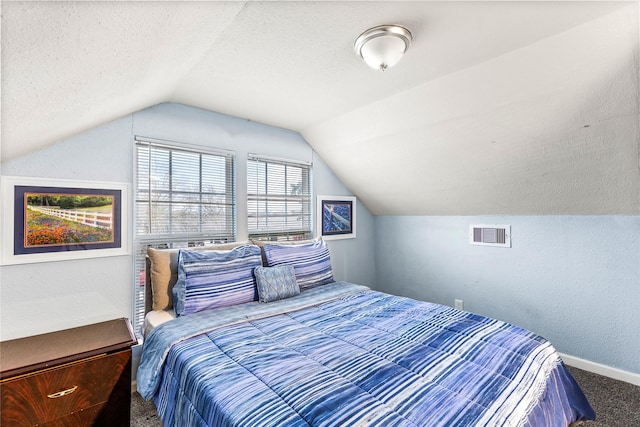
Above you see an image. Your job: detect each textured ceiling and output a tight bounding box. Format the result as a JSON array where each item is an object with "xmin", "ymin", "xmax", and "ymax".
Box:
[{"xmin": 2, "ymin": 1, "xmax": 639, "ymax": 215}]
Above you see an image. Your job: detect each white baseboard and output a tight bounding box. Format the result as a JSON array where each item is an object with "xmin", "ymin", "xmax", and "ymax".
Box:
[{"xmin": 559, "ymin": 352, "xmax": 640, "ymax": 386}]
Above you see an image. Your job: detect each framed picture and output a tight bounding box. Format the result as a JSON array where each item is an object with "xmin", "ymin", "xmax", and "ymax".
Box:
[
  {"xmin": 317, "ymin": 195, "xmax": 356, "ymax": 240},
  {"xmin": 1, "ymin": 176, "xmax": 129, "ymax": 265}
]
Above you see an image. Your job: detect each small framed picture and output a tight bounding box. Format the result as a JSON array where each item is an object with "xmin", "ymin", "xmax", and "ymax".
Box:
[
  {"xmin": 1, "ymin": 176, "xmax": 129, "ymax": 265},
  {"xmin": 317, "ymin": 195, "xmax": 356, "ymax": 240}
]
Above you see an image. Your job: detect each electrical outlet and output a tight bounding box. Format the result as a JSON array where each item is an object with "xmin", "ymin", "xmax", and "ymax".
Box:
[{"xmin": 454, "ymin": 299, "xmax": 464, "ymax": 310}]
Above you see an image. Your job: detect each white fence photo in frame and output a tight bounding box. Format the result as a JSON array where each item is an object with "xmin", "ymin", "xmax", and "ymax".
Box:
[{"xmin": 0, "ymin": 176, "xmax": 130, "ymax": 265}]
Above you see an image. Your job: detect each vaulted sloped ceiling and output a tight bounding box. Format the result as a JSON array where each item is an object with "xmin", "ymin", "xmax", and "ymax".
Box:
[{"xmin": 2, "ymin": 1, "xmax": 639, "ymax": 215}]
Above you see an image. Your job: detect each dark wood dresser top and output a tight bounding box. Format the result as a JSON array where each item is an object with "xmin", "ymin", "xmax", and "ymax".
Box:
[{"xmin": 0, "ymin": 318, "xmax": 137, "ymax": 380}]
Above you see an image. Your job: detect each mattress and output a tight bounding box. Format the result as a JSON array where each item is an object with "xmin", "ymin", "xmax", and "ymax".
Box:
[
  {"xmin": 137, "ymin": 281, "xmax": 595, "ymax": 427},
  {"xmin": 143, "ymin": 309, "xmax": 176, "ymax": 338}
]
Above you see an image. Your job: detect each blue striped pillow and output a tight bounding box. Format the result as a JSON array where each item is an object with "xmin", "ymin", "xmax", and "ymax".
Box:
[
  {"xmin": 174, "ymin": 245, "xmax": 262, "ymax": 316},
  {"xmin": 262, "ymin": 240, "xmax": 334, "ymax": 290}
]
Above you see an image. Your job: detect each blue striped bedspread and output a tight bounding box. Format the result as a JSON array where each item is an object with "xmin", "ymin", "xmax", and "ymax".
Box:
[{"xmin": 137, "ymin": 282, "xmax": 595, "ymax": 426}]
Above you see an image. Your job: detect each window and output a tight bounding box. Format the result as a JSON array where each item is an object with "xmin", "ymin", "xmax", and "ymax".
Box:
[
  {"xmin": 247, "ymin": 154, "xmax": 312, "ymax": 241},
  {"xmin": 133, "ymin": 137, "xmax": 235, "ymax": 337}
]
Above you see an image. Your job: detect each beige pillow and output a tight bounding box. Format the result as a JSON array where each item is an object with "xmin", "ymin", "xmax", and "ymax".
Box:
[{"xmin": 147, "ymin": 241, "xmax": 250, "ymax": 311}]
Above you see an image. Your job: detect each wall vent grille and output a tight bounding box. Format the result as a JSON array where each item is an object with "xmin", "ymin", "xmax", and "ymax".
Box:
[{"xmin": 470, "ymin": 225, "xmax": 511, "ymax": 248}]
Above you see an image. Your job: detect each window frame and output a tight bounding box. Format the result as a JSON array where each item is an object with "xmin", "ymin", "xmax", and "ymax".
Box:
[
  {"xmin": 247, "ymin": 154, "xmax": 312, "ymax": 242},
  {"xmin": 132, "ymin": 137, "xmax": 236, "ymax": 337}
]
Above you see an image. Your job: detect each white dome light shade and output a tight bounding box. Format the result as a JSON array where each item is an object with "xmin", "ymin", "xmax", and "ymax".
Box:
[{"xmin": 355, "ymin": 25, "xmax": 412, "ymax": 71}]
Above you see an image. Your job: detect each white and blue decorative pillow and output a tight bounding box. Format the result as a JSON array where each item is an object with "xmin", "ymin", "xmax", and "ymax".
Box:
[
  {"xmin": 262, "ymin": 240, "xmax": 334, "ymax": 290},
  {"xmin": 174, "ymin": 245, "xmax": 262, "ymax": 316},
  {"xmin": 254, "ymin": 265, "xmax": 300, "ymax": 303}
]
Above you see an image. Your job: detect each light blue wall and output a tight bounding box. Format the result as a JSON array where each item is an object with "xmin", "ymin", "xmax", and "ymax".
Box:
[
  {"xmin": 1, "ymin": 116, "xmax": 135, "ymax": 340},
  {"xmin": 0, "ymin": 103, "xmax": 375, "ymax": 341},
  {"xmin": 375, "ymin": 215, "xmax": 640, "ymax": 374}
]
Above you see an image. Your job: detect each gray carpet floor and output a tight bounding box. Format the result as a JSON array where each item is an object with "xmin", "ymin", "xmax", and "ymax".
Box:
[
  {"xmin": 131, "ymin": 366, "xmax": 640, "ymax": 426},
  {"xmin": 566, "ymin": 366, "xmax": 640, "ymax": 427}
]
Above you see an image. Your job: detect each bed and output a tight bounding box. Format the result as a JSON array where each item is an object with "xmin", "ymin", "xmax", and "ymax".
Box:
[{"xmin": 136, "ymin": 240, "xmax": 595, "ymax": 427}]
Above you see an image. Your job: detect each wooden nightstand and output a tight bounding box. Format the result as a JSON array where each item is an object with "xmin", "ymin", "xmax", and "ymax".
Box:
[{"xmin": 1, "ymin": 318, "xmax": 137, "ymax": 426}]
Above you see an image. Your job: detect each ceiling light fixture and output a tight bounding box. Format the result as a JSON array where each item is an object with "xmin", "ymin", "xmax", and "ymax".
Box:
[{"xmin": 354, "ymin": 24, "xmax": 412, "ymax": 71}]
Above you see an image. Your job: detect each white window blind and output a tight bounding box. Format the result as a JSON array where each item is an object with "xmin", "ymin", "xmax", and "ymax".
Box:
[
  {"xmin": 247, "ymin": 154, "xmax": 312, "ymax": 241},
  {"xmin": 133, "ymin": 138, "xmax": 236, "ymax": 337}
]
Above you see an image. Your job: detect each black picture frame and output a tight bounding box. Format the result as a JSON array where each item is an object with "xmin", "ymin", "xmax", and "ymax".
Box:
[
  {"xmin": 318, "ymin": 195, "xmax": 356, "ymax": 240},
  {"xmin": 14, "ymin": 185, "xmax": 122, "ymax": 255}
]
